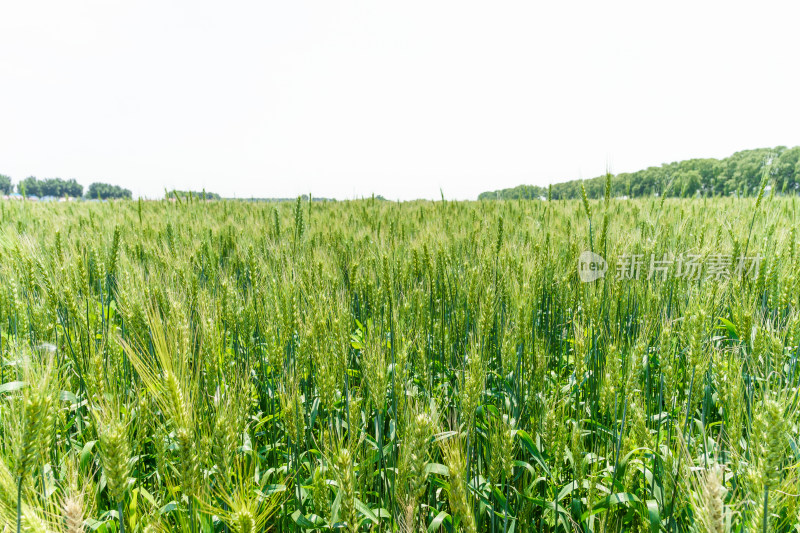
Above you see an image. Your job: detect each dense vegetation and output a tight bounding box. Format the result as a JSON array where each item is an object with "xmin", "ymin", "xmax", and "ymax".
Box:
[
  {"xmin": 17, "ymin": 177, "xmax": 84, "ymax": 198},
  {"xmin": 0, "ymin": 177, "xmax": 133, "ymax": 200},
  {"xmin": 235, "ymin": 195, "xmax": 338, "ymax": 203},
  {"xmin": 167, "ymin": 190, "xmax": 222, "ymax": 201},
  {"xmin": 0, "ymin": 175, "xmax": 11, "ymax": 195},
  {"xmin": 479, "ymin": 146, "xmax": 800, "ymax": 200},
  {"xmin": 86, "ymin": 183, "xmax": 133, "ymax": 200},
  {"xmin": 0, "ymin": 182, "xmax": 798, "ymax": 532}
]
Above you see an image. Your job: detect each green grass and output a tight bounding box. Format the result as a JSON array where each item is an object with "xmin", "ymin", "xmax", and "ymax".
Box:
[{"xmin": 0, "ymin": 195, "xmax": 798, "ymax": 532}]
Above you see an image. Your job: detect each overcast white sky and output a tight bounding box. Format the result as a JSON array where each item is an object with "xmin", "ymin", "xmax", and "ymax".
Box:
[{"xmin": 2, "ymin": 1, "xmax": 799, "ymax": 200}]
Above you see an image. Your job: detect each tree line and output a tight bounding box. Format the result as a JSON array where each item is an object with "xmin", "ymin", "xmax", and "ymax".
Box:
[
  {"xmin": 479, "ymin": 146, "xmax": 800, "ymax": 200},
  {"xmin": 166, "ymin": 190, "xmax": 222, "ymax": 200},
  {"xmin": 0, "ymin": 176, "xmax": 227, "ymax": 201},
  {"xmin": 0, "ymin": 175, "xmax": 133, "ymax": 199}
]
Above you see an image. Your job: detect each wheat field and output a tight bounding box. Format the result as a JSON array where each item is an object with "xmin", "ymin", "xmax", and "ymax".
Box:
[{"xmin": 0, "ymin": 190, "xmax": 798, "ymax": 532}]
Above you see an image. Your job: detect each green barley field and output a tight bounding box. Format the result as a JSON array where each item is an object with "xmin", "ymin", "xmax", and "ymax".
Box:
[{"xmin": 0, "ymin": 189, "xmax": 798, "ymax": 532}]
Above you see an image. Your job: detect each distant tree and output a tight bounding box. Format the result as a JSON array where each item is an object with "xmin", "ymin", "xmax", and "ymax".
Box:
[
  {"xmin": 16, "ymin": 176, "xmax": 83, "ymax": 197},
  {"xmin": 773, "ymin": 147, "xmax": 800, "ymax": 192},
  {"xmin": 0, "ymin": 174, "xmax": 11, "ymax": 194},
  {"xmin": 40, "ymin": 178, "xmax": 83, "ymax": 197},
  {"xmin": 64, "ymin": 178, "xmax": 83, "ymax": 197},
  {"xmin": 18, "ymin": 176, "xmax": 43, "ymax": 197},
  {"xmin": 479, "ymin": 146, "xmax": 796, "ymax": 200},
  {"xmin": 86, "ymin": 182, "xmax": 132, "ymax": 200},
  {"xmin": 168, "ymin": 190, "xmax": 221, "ymax": 200},
  {"xmin": 679, "ymin": 170, "xmax": 702, "ymax": 197}
]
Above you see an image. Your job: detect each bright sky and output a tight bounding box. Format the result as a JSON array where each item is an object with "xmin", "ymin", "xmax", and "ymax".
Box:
[{"xmin": 2, "ymin": 1, "xmax": 799, "ymax": 200}]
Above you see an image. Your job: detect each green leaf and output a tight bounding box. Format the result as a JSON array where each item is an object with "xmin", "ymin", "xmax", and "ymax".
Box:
[
  {"xmin": 355, "ymin": 498, "xmax": 379, "ymax": 524},
  {"xmin": 138, "ymin": 487, "xmax": 157, "ymax": 507},
  {"xmin": 84, "ymin": 518, "xmax": 107, "ymax": 531},
  {"xmin": 427, "ymin": 510, "xmax": 451, "ymax": 532},
  {"xmin": 80, "ymin": 441, "xmax": 97, "ymax": 471},
  {"xmin": 491, "ymin": 485, "xmax": 508, "ymax": 507},
  {"xmin": 425, "ymin": 462, "xmax": 449, "ymax": 476},
  {"xmin": 0, "ymin": 381, "xmax": 26, "ymax": 393},
  {"xmin": 260, "ymin": 483, "xmax": 287, "ymax": 496},
  {"xmin": 557, "ymin": 480, "xmax": 579, "ymax": 501},
  {"xmin": 60, "ymin": 390, "xmax": 78, "ymax": 403},
  {"xmin": 291, "ymin": 510, "xmax": 317, "ymax": 528},
  {"xmin": 159, "ymin": 501, "xmax": 178, "ymax": 515},
  {"xmin": 718, "ymin": 317, "xmax": 738, "ymax": 339},
  {"xmin": 645, "ymin": 499, "xmax": 660, "ymax": 533},
  {"xmin": 516, "ymin": 429, "xmax": 551, "ymax": 475},
  {"xmin": 582, "ymin": 492, "xmax": 642, "ymax": 518}
]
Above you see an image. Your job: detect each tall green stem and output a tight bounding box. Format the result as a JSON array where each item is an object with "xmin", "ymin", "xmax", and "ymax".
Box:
[
  {"xmin": 118, "ymin": 500, "xmax": 126, "ymax": 533},
  {"xmin": 16, "ymin": 476, "xmax": 22, "ymax": 533}
]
